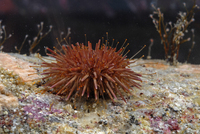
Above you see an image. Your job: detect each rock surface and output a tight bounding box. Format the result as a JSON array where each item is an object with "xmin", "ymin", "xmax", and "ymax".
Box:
[
  {"xmin": 0, "ymin": 53, "xmax": 200, "ymax": 133},
  {"xmin": 0, "ymin": 53, "xmax": 40, "ymax": 83}
]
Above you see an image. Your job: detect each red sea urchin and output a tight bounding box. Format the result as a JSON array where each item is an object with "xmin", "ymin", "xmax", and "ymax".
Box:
[{"xmin": 40, "ymin": 39, "xmax": 142, "ymax": 102}]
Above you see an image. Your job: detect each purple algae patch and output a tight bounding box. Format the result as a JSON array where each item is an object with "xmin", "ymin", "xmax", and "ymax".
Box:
[{"xmin": 21, "ymin": 96, "xmax": 66, "ymax": 122}]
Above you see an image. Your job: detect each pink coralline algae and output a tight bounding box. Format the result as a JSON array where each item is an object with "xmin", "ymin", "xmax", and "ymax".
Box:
[
  {"xmin": 21, "ymin": 97, "xmax": 66, "ymax": 122},
  {"xmin": 150, "ymin": 117, "xmax": 180, "ymax": 133}
]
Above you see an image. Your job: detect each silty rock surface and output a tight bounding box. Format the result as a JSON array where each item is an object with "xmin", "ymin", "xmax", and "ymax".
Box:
[{"xmin": 0, "ymin": 53, "xmax": 200, "ymax": 133}]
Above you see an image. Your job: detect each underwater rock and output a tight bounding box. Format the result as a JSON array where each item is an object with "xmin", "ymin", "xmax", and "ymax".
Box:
[
  {"xmin": 0, "ymin": 53, "xmax": 40, "ymax": 83},
  {"xmin": 0, "ymin": 83, "xmax": 18, "ymax": 111}
]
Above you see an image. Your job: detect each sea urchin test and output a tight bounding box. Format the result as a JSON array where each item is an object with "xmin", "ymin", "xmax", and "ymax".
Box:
[{"xmin": 40, "ymin": 39, "xmax": 142, "ymax": 102}]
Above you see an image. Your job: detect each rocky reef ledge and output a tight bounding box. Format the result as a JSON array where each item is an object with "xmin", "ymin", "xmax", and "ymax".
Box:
[{"xmin": 0, "ymin": 52, "xmax": 200, "ymax": 133}]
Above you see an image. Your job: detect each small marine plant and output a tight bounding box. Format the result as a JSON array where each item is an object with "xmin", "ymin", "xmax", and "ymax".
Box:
[
  {"xmin": 39, "ymin": 34, "xmax": 143, "ymax": 103},
  {"xmin": 15, "ymin": 22, "xmax": 52, "ymax": 55},
  {"xmin": 147, "ymin": 39, "xmax": 154, "ymax": 60},
  {"xmin": 150, "ymin": 0, "xmax": 198, "ymax": 65},
  {"xmin": 0, "ymin": 20, "xmax": 12, "ymax": 51}
]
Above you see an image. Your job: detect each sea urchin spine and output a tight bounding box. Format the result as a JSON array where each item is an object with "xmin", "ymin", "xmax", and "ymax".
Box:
[{"xmin": 41, "ymin": 40, "xmax": 142, "ymax": 102}]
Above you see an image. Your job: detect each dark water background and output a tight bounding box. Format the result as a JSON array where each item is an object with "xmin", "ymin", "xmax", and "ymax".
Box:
[{"xmin": 1, "ymin": 0, "xmax": 200, "ymax": 64}]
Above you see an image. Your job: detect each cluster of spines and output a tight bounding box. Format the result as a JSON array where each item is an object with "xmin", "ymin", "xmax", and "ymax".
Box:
[{"xmin": 40, "ymin": 40, "xmax": 142, "ymax": 102}]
